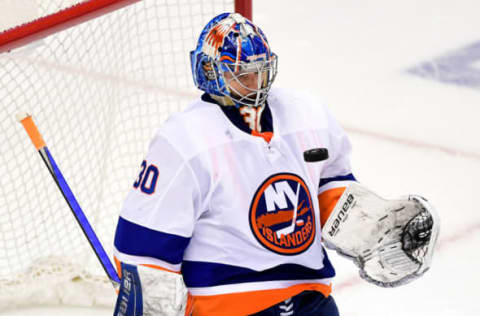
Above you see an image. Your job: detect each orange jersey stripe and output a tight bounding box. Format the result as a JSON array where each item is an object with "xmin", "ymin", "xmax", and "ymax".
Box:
[
  {"xmin": 251, "ymin": 130, "xmax": 273, "ymax": 143},
  {"xmin": 318, "ymin": 187, "xmax": 346, "ymax": 227},
  {"xmin": 113, "ymin": 257, "xmax": 181, "ymax": 278},
  {"xmin": 185, "ymin": 294, "xmax": 194, "ymax": 316},
  {"xmin": 190, "ymin": 283, "xmax": 331, "ymax": 316},
  {"xmin": 141, "ymin": 263, "xmax": 180, "ymax": 274}
]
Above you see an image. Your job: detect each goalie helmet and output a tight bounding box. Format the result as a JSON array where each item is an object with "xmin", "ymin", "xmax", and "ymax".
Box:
[{"xmin": 190, "ymin": 13, "xmax": 278, "ymax": 108}]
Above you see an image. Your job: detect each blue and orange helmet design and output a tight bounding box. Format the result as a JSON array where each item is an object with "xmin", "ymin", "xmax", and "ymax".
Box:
[{"xmin": 190, "ymin": 13, "xmax": 278, "ymax": 107}]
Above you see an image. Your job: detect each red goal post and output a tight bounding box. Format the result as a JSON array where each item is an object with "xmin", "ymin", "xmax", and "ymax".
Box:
[
  {"xmin": 0, "ymin": 0, "xmax": 251, "ymax": 310},
  {"xmin": 0, "ymin": 0, "xmax": 253, "ymax": 53}
]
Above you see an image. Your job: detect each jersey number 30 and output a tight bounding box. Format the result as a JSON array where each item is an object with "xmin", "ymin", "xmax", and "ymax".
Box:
[{"xmin": 133, "ymin": 160, "xmax": 159, "ymax": 194}]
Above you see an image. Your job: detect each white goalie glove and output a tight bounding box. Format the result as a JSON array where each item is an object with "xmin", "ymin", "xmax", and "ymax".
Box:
[{"xmin": 322, "ymin": 183, "xmax": 440, "ymax": 287}]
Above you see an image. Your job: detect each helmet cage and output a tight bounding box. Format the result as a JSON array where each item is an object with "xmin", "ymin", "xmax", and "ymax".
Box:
[{"xmin": 213, "ymin": 54, "xmax": 278, "ymax": 107}]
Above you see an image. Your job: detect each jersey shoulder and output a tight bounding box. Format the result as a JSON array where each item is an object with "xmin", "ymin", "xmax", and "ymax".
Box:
[{"xmin": 154, "ymin": 98, "xmax": 233, "ymax": 160}]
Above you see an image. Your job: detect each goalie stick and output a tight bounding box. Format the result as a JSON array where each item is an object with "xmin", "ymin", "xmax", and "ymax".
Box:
[{"xmin": 16, "ymin": 112, "xmax": 121, "ymax": 289}]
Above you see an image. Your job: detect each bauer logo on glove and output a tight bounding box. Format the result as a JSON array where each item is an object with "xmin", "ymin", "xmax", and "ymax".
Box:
[
  {"xmin": 322, "ymin": 183, "xmax": 440, "ymax": 287},
  {"xmin": 326, "ymin": 193, "xmax": 355, "ymax": 238}
]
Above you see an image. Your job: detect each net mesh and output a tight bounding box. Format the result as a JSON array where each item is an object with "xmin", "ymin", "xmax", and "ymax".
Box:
[{"xmin": 0, "ymin": 0, "xmax": 233, "ymax": 309}]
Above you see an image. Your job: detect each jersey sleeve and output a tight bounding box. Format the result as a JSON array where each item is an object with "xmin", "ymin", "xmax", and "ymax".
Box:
[
  {"xmin": 318, "ymin": 108, "xmax": 357, "ymax": 227},
  {"xmin": 113, "ymin": 132, "xmax": 203, "ymax": 272}
]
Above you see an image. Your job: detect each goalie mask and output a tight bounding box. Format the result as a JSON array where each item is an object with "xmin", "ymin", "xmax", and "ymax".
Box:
[{"xmin": 190, "ymin": 13, "xmax": 278, "ymax": 108}]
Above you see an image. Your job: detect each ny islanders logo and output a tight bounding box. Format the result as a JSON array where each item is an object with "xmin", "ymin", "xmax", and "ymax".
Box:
[{"xmin": 249, "ymin": 173, "xmax": 316, "ymax": 255}]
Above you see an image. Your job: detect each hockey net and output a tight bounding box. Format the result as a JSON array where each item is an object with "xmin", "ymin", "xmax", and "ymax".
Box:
[{"xmin": 0, "ymin": 0, "xmax": 244, "ymax": 310}]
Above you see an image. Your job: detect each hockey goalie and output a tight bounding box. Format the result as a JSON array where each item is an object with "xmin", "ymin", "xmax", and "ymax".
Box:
[{"xmin": 112, "ymin": 12, "xmax": 439, "ymax": 316}]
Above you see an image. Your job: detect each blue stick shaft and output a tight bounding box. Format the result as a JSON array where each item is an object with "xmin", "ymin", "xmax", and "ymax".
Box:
[{"xmin": 40, "ymin": 147, "xmax": 120, "ymax": 286}]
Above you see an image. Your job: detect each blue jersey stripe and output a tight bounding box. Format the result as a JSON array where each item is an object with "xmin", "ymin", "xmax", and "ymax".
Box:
[
  {"xmin": 182, "ymin": 249, "xmax": 335, "ymax": 288},
  {"xmin": 319, "ymin": 173, "xmax": 356, "ymax": 188},
  {"xmin": 114, "ymin": 216, "xmax": 190, "ymax": 265}
]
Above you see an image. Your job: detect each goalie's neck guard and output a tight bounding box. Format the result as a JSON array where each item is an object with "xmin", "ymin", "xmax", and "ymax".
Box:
[{"xmin": 201, "ymin": 93, "xmax": 273, "ymax": 135}]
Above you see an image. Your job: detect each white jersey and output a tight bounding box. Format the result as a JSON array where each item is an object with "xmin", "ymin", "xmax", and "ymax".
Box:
[{"xmin": 114, "ymin": 88, "xmax": 355, "ymax": 316}]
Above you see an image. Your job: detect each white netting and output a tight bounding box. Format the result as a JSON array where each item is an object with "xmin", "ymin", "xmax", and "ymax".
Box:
[{"xmin": 0, "ymin": 0, "xmax": 233, "ymax": 310}]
